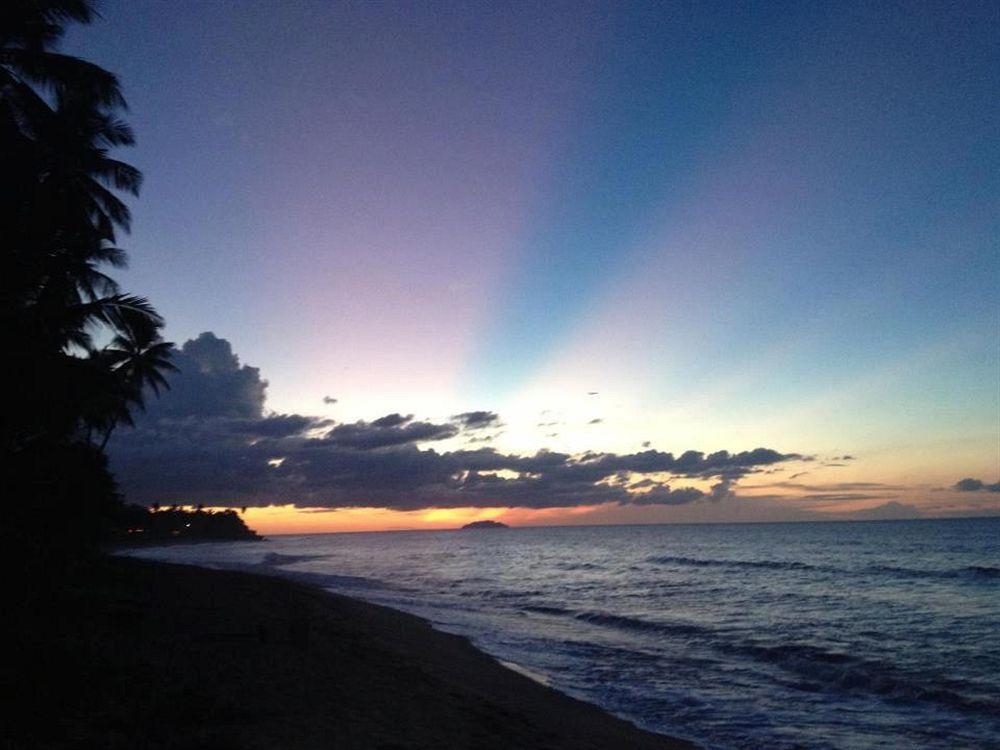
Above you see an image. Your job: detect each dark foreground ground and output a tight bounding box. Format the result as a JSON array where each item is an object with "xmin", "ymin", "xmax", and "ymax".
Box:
[{"xmin": 6, "ymin": 555, "xmax": 696, "ymax": 749}]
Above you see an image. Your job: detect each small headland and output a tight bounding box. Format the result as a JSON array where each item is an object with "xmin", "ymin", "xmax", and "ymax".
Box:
[{"xmin": 108, "ymin": 504, "xmax": 262, "ymax": 546}]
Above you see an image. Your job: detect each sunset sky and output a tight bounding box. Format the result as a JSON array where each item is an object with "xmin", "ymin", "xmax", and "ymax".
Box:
[{"xmin": 72, "ymin": 1, "xmax": 999, "ymax": 533}]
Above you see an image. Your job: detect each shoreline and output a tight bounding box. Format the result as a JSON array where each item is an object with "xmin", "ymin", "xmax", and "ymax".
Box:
[{"xmin": 10, "ymin": 554, "xmax": 697, "ymax": 749}]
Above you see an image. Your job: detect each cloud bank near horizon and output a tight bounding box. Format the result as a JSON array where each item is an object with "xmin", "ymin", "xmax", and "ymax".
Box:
[{"xmin": 111, "ymin": 333, "xmax": 805, "ymax": 510}]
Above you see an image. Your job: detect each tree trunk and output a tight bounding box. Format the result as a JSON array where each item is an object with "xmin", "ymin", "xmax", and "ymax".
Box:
[{"xmin": 99, "ymin": 423, "xmax": 116, "ymax": 451}]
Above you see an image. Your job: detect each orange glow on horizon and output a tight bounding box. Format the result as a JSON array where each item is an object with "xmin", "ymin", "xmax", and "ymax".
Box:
[{"xmin": 225, "ymin": 503, "xmax": 614, "ymax": 535}]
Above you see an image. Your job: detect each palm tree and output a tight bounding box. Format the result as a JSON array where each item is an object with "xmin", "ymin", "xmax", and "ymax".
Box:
[
  {"xmin": 2, "ymin": 1, "xmax": 129, "ymax": 268},
  {"xmin": 3, "ymin": 1, "xmax": 140, "ymax": 322},
  {"xmin": 1, "ymin": 2, "xmax": 124, "ymax": 115},
  {"xmin": 96, "ymin": 317, "xmax": 178, "ymax": 448},
  {"xmin": 30, "ymin": 90, "xmax": 141, "ymax": 243},
  {"xmin": 13, "ymin": 87, "xmax": 148, "ymax": 354},
  {"xmin": 1, "ymin": 0, "xmax": 170, "ymax": 456}
]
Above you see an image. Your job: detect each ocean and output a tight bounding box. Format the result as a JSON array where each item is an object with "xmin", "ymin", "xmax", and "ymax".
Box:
[{"xmin": 126, "ymin": 517, "xmax": 1000, "ymax": 749}]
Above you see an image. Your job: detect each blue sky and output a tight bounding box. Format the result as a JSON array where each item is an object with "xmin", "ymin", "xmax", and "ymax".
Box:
[{"xmin": 68, "ymin": 1, "xmax": 999, "ymax": 527}]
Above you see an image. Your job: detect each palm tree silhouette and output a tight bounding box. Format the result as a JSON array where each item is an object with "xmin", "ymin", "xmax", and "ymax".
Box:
[
  {"xmin": 2, "ymin": 1, "xmax": 171, "ymax": 454},
  {"xmin": 1, "ymin": 2, "xmax": 122, "ymax": 85},
  {"xmin": 2, "ymin": 2, "xmax": 176, "ymax": 544},
  {"xmin": 97, "ymin": 317, "xmax": 178, "ymax": 448}
]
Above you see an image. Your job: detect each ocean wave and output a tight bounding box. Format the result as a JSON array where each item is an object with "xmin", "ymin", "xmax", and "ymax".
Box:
[
  {"xmin": 646, "ymin": 555, "xmax": 1000, "ymax": 583},
  {"xmin": 528, "ymin": 602, "xmax": 998, "ymax": 716},
  {"xmin": 647, "ymin": 555, "xmax": 821, "ymax": 572},
  {"xmin": 865, "ymin": 564, "xmax": 1000, "ymax": 582},
  {"xmin": 555, "ymin": 561, "xmax": 606, "ymax": 571},
  {"xmin": 258, "ymin": 551, "xmax": 330, "ymax": 567},
  {"xmin": 730, "ymin": 641, "xmax": 998, "ymax": 715},
  {"xmin": 965, "ymin": 565, "xmax": 1000, "ymax": 578},
  {"xmin": 469, "ymin": 588, "xmax": 544, "ymax": 600},
  {"xmin": 522, "ymin": 604, "xmax": 574, "ymax": 616},
  {"xmin": 576, "ymin": 611, "xmax": 707, "ymax": 638},
  {"xmin": 247, "ymin": 564, "xmax": 390, "ymax": 592},
  {"xmin": 522, "ymin": 605, "xmax": 709, "ymax": 639}
]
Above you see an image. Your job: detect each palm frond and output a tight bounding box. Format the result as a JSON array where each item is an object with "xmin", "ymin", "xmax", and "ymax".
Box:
[
  {"xmin": 92, "ymin": 157, "xmax": 142, "ymax": 194},
  {"xmin": 5, "ymin": 50, "xmax": 126, "ymax": 109},
  {"xmin": 85, "ymin": 179, "xmax": 132, "ymax": 232}
]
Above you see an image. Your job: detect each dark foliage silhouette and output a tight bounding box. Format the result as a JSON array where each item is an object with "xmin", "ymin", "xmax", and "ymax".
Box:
[
  {"xmin": 1, "ymin": 1, "xmax": 175, "ymax": 550},
  {"xmin": 108, "ymin": 504, "xmax": 260, "ymax": 543}
]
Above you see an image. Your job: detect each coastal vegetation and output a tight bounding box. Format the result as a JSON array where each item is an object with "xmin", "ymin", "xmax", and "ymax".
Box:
[
  {"xmin": 2, "ymin": 1, "xmax": 176, "ymax": 550},
  {"xmin": 109, "ymin": 504, "xmax": 261, "ymax": 544}
]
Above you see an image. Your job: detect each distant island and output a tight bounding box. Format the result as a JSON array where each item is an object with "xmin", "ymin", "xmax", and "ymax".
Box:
[{"xmin": 461, "ymin": 520, "xmax": 509, "ymax": 529}]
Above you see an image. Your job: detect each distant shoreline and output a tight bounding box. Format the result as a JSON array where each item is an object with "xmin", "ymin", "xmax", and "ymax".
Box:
[{"xmin": 10, "ymin": 554, "xmax": 696, "ymax": 749}]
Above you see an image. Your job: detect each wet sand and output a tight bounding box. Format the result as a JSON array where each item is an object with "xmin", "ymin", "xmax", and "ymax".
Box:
[{"xmin": 7, "ymin": 555, "xmax": 697, "ymax": 749}]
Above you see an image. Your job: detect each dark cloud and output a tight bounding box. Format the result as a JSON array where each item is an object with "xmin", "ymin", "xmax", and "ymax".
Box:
[
  {"xmin": 619, "ymin": 485, "xmax": 704, "ymax": 506},
  {"xmin": 145, "ymin": 332, "xmax": 266, "ymax": 420},
  {"xmin": 110, "ymin": 333, "xmax": 806, "ymax": 511},
  {"xmin": 323, "ymin": 396, "xmax": 338, "ymax": 404},
  {"xmin": 113, "ymin": 422, "xmax": 803, "ymax": 510},
  {"xmin": 954, "ymin": 478, "xmax": 1000, "ymax": 493},
  {"xmin": 325, "ymin": 417, "xmax": 457, "ymax": 450},
  {"xmin": 113, "ymin": 431, "xmax": 802, "ymax": 509},
  {"xmin": 760, "ymin": 481, "xmax": 909, "ymax": 493},
  {"xmin": 227, "ymin": 414, "xmax": 331, "ymax": 438},
  {"xmin": 452, "ymin": 411, "xmax": 500, "ymax": 429},
  {"xmin": 588, "ymin": 418, "xmax": 603, "ymax": 425},
  {"xmin": 370, "ymin": 413, "xmax": 412, "ymax": 428},
  {"xmin": 839, "ymin": 501, "xmax": 921, "ymax": 520}
]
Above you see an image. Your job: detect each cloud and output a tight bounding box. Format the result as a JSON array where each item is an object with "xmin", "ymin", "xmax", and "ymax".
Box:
[
  {"xmin": 954, "ymin": 478, "xmax": 1000, "ymax": 492},
  {"xmin": 452, "ymin": 411, "xmax": 500, "ymax": 429},
  {"xmin": 588, "ymin": 418, "xmax": 603, "ymax": 425},
  {"xmin": 111, "ymin": 333, "xmax": 806, "ymax": 511},
  {"xmin": 227, "ymin": 414, "xmax": 330, "ymax": 438},
  {"xmin": 837, "ymin": 501, "xmax": 922, "ymax": 520},
  {"xmin": 623, "ymin": 485, "xmax": 705, "ymax": 505},
  {"xmin": 323, "ymin": 396, "xmax": 338, "ymax": 404},
  {"xmin": 113, "ymin": 436, "xmax": 802, "ymax": 510},
  {"xmin": 370, "ymin": 412, "xmax": 412, "ymax": 428},
  {"xmin": 798, "ymin": 493, "xmax": 891, "ymax": 502},
  {"xmin": 759, "ymin": 481, "xmax": 909, "ymax": 493},
  {"xmin": 325, "ymin": 416, "xmax": 458, "ymax": 450},
  {"xmin": 145, "ymin": 332, "xmax": 266, "ymax": 420}
]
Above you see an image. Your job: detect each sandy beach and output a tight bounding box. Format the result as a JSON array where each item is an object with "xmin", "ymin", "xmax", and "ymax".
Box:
[{"xmin": 7, "ymin": 555, "xmax": 695, "ymax": 749}]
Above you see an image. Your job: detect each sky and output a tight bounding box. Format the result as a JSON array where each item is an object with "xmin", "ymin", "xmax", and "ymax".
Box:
[{"xmin": 69, "ymin": 1, "xmax": 999, "ymax": 533}]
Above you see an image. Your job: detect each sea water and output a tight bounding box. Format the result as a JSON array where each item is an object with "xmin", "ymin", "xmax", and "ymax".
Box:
[{"xmin": 126, "ymin": 518, "xmax": 1000, "ymax": 749}]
